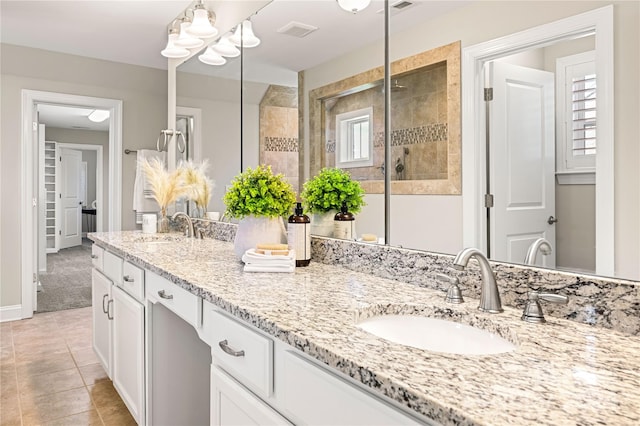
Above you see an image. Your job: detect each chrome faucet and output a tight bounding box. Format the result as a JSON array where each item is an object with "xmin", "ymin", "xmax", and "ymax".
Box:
[
  {"xmin": 452, "ymin": 248, "xmax": 503, "ymax": 313},
  {"xmin": 524, "ymin": 238, "xmax": 552, "ymax": 265},
  {"xmin": 171, "ymin": 211, "xmax": 195, "ymax": 238}
]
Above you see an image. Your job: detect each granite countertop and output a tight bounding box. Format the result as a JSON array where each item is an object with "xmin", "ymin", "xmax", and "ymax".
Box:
[{"xmin": 89, "ymin": 231, "xmax": 640, "ymax": 426}]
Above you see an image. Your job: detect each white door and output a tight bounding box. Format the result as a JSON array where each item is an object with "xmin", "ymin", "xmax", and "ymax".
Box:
[
  {"xmin": 112, "ymin": 286, "xmax": 145, "ymax": 425},
  {"xmin": 60, "ymin": 148, "xmax": 82, "ymax": 249},
  {"xmin": 488, "ymin": 62, "xmax": 556, "ymax": 267}
]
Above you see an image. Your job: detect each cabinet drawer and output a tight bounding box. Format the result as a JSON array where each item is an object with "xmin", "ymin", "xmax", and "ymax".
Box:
[
  {"xmin": 122, "ymin": 261, "xmax": 144, "ymax": 303},
  {"xmin": 278, "ymin": 350, "xmax": 423, "ymax": 426},
  {"xmin": 207, "ymin": 309, "xmax": 273, "ymax": 398},
  {"xmin": 91, "ymin": 245, "xmax": 104, "ymax": 271},
  {"xmin": 103, "ymin": 251, "xmax": 123, "ymax": 285},
  {"xmin": 146, "ymin": 271, "xmax": 200, "ymax": 328}
]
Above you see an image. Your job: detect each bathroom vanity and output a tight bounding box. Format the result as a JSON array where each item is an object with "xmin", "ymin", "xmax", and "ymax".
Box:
[{"xmin": 89, "ymin": 231, "xmax": 640, "ymax": 425}]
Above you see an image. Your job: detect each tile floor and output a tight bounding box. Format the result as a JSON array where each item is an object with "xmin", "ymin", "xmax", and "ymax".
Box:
[{"xmin": 0, "ymin": 307, "xmax": 135, "ymax": 426}]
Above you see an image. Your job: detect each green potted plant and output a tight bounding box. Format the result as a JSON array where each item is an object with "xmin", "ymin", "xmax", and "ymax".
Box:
[
  {"xmin": 300, "ymin": 167, "xmax": 365, "ymax": 237},
  {"xmin": 224, "ymin": 165, "xmax": 296, "ymax": 258}
]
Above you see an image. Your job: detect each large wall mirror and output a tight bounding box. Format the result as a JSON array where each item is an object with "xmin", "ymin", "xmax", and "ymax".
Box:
[{"xmin": 170, "ymin": 0, "xmax": 639, "ymax": 282}]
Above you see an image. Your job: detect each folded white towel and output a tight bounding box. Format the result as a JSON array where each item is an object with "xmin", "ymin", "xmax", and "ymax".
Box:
[
  {"xmin": 242, "ymin": 248, "xmax": 295, "ymax": 273},
  {"xmin": 133, "ymin": 149, "xmax": 165, "ymax": 224},
  {"xmin": 243, "ymin": 264, "xmax": 295, "ymax": 273}
]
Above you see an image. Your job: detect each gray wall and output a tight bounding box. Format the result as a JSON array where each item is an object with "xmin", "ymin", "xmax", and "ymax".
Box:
[{"xmin": 1, "ymin": 44, "xmax": 167, "ymax": 307}]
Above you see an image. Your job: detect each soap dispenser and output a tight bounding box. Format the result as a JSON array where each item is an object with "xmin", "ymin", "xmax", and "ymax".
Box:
[
  {"xmin": 333, "ymin": 202, "xmax": 355, "ymax": 240},
  {"xmin": 287, "ymin": 202, "xmax": 311, "ymax": 267}
]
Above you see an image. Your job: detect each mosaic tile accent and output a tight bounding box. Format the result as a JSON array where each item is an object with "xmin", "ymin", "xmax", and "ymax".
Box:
[
  {"xmin": 373, "ymin": 123, "xmax": 448, "ymax": 148},
  {"xmin": 90, "ymin": 228, "xmax": 640, "ymax": 426},
  {"xmin": 264, "ymin": 137, "xmax": 298, "ymax": 152}
]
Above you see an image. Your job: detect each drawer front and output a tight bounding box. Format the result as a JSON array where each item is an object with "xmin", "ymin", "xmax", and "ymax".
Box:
[
  {"xmin": 122, "ymin": 261, "xmax": 145, "ymax": 303},
  {"xmin": 91, "ymin": 245, "xmax": 104, "ymax": 271},
  {"xmin": 278, "ymin": 350, "xmax": 424, "ymax": 426},
  {"xmin": 103, "ymin": 251, "xmax": 123, "ymax": 285},
  {"xmin": 207, "ymin": 309, "xmax": 273, "ymax": 397},
  {"xmin": 146, "ymin": 271, "xmax": 200, "ymax": 328}
]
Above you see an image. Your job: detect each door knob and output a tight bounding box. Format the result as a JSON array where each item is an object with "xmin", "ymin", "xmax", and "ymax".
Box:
[{"xmin": 547, "ymin": 215, "xmax": 558, "ymax": 225}]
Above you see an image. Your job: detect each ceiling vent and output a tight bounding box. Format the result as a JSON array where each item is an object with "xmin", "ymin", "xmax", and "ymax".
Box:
[
  {"xmin": 277, "ymin": 21, "xmax": 318, "ymax": 38},
  {"xmin": 376, "ymin": 1, "xmax": 416, "ymax": 15}
]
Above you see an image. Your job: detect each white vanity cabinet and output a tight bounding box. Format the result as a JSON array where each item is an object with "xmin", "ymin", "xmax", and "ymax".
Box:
[
  {"xmin": 91, "ymin": 266, "xmax": 112, "ymax": 376},
  {"xmin": 201, "ymin": 301, "xmax": 425, "ymax": 426},
  {"xmin": 91, "ymin": 248, "xmax": 145, "ymax": 425}
]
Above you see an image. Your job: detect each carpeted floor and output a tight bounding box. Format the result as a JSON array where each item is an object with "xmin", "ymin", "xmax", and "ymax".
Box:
[{"xmin": 37, "ymin": 238, "xmax": 93, "ymax": 313}]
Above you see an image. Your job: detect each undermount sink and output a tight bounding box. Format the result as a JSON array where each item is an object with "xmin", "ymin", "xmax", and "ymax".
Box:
[{"xmin": 357, "ymin": 315, "xmax": 516, "ymax": 355}]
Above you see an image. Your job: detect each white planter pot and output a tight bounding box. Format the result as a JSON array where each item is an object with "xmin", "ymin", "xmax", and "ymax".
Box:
[
  {"xmin": 234, "ymin": 216, "xmax": 287, "ymax": 260},
  {"xmin": 310, "ymin": 210, "xmax": 337, "ymax": 238}
]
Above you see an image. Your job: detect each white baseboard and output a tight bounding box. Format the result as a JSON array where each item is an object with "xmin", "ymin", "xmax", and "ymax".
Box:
[{"xmin": 0, "ymin": 305, "xmax": 23, "ymax": 322}]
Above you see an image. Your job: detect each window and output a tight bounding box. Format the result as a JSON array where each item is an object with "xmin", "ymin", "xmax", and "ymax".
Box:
[
  {"xmin": 335, "ymin": 107, "xmax": 373, "ymax": 169},
  {"xmin": 556, "ymin": 51, "xmax": 596, "ymax": 184}
]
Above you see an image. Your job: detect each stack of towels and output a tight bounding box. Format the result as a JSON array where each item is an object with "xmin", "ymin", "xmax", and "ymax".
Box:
[{"xmin": 242, "ymin": 244, "xmax": 295, "ymax": 273}]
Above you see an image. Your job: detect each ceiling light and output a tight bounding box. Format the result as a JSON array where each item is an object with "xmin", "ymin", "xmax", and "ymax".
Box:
[
  {"xmin": 88, "ymin": 110, "xmax": 110, "ymax": 123},
  {"xmin": 229, "ymin": 20, "xmax": 260, "ymax": 48},
  {"xmin": 174, "ymin": 21, "xmax": 204, "ymax": 49},
  {"xmin": 199, "ymin": 47, "xmax": 226, "ymax": 66},
  {"xmin": 186, "ymin": 1, "xmax": 218, "ymax": 39},
  {"xmin": 212, "ymin": 34, "xmax": 240, "ymax": 58},
  {"xmin": 161, "ymin": 30, "xmax": 190, "ymax": 58},
  {"xmin": 337, "ymin": 0, "xmax": 371, "ymax": 13}
]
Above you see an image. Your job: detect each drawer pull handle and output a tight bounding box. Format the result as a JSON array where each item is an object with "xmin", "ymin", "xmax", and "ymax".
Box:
[
  {"xmin": 107, "ymin": 299, "xmax": 114, "ymax": 320},
  {"xmin": 102, "ymin": 294, "xmax": 109, "ymax": 313},
  {"xmin": 123, "ymin": 275, "xmax": 134, "ymax": 283},
  {"xmin": 91, "ymin": 254, "xmax": 99, "ymax": 259},
  {"xmin": 158, "ymin": 290, "xmax": 173, "ymax": 300},
  {"xmin": 219, "ymin": 340, "xmax": 245, "ymax": 357}
]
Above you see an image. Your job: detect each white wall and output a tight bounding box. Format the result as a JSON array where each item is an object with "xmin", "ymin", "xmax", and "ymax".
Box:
[
  {"xmin": 302, "ymin": 1, "xmax": 639, "ymax": 279},
  {"xmin": 1, "ymin": 44, "xmax": 167, "ymax": 307}
]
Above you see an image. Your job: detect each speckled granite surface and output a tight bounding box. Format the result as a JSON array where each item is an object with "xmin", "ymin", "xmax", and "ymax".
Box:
[
  {"xmin": 90, "ymin": 231, "xmax": 640, "ymax": 426},
  {"xmin": 193, "ymin": 219, "xmax": 640, "ymax": 334}
]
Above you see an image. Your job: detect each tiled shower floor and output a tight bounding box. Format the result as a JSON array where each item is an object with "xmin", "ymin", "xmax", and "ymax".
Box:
[{"xmin": 0, "ymin": 307, "xmax": 135, "ymax": 425}]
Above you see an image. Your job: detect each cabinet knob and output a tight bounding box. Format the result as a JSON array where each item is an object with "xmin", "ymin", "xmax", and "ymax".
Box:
[
  {"xmin": 157, "ymin": 290, "xmax": 173, "ymax": 300},
  {"xmin": 218, "ymin": 340, "xmax": 245, "ymax": 357},
  {"xmin": 91, "ymin": 254, "xmax": 99, "ymax": 259},
  {"xmin": 123, "ymin": 275, "xmax": 134, "ymax": 283}
]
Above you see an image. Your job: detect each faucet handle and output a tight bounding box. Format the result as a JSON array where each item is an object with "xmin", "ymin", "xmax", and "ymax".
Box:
[
  {"xmin": 521, "ymin": 291, "xmax": 569, "ymax": 323},
  {"xmin": 436, "ymin": 273, "xmax": 464, "ymax": 304}
]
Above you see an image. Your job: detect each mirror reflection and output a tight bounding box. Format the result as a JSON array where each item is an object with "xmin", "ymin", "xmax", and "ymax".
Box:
[{"xmin": 173, "ymin": 0, "xmax": 639, "ymax": 282}]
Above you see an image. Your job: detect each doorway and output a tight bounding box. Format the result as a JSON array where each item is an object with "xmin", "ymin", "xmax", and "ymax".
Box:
[
  {"xmin": 21, "ymin": 90, "xmax": 123, "ymax": 317},
  {"xmin": 461, "ymin": 6, "xmax": 614, "ymax": 276}
]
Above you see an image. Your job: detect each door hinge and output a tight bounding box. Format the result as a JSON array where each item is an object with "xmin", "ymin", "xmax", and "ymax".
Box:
[
  {"xmin": 59, "ymin": 156, "xmax": 62, "ymax": 162},
  {"xmin": 32, "ymin": 122, "xmax": 38, "ymax": 131},
  {"xmin": 484, "ymin": 193, "xmax": 494, "ymax": 208},
  {"xmin": 32, "ymin": 198, "xmax": 37, "ymax": 207},
  {"xmin": 59, "ymin": 193, "xmax": 61, "ymax": 199},
  {"xmin": 33, "ymin": 273, "xmax": 38, "ymax": 283},
  {"xmin": 59, "ymin": 230, "xmax": 62, "ymax": 235},
  {"xmin": 484, "ymin": 87, "xmax": 493, "ymax": 101}
]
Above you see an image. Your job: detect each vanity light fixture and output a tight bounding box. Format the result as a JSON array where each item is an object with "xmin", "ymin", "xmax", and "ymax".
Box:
[
  {"xmin": 198, "ymin": 47, "xmax": 226, "ymax": 66},
  {"xmin": 186, "ymin": 0, "xmax": 218, "ymax": 39},
  {"xmin": 161, "ymin": 28, "xmax": 190, "ymax": 58},
  {"xmin": 88, "ymin": 109, "xmax": 110, "ymax": 123},
  {"xmin": 174, "ymin": 20, "xmax": 205, "ymax": 49},
  {"xmin": 337, "ymin": 0, "xmax": 372, "ymax": 13},
  {"xmin": 212, "ymin": 34, "xmax": 240, "ymax": 58},
  {"xmin": 229, "ymin": 20, "xmax": 260, "ymax": 48}
]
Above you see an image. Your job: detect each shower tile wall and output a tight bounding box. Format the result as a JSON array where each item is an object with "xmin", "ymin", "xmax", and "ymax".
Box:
[
  {"xmin": 259, "ymin": 85, "xmax": 299, "ymax": 193},
  {"xmin": 326, "ymin": 63, "xmax": 448, "ymax": 181}
]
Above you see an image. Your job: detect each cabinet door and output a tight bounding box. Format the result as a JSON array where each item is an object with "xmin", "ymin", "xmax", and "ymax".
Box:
[
  {"xmin": 92, "ymin": 269, "xmax": 112, "ymax": 378},
  {"xmin": 211, "ymin": 366, "xmax": 290, "ymax": 426},
  {"xmin": 112, "ymin": 286, "xmax": 145, "ymax": 425}
]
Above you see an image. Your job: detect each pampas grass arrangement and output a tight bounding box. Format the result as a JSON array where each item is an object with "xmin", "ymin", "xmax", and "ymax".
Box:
[
  {"xmin": 140, "ymin": 158, "xmax": 186, "ymax": 231},
  {"xmin": 179, "ymin": 159, "xmax": 214, "ymax": 216}
]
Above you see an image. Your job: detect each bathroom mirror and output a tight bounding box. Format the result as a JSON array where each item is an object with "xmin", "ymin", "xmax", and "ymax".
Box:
[{"xmin": 171, "ymin": 1, "xmax": 639, "ymax": 281}]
